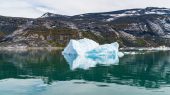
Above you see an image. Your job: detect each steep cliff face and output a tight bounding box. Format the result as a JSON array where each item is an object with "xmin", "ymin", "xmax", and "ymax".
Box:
[{"xmin": 0, "ymin": 7, "xmax": 170, "ymax": 47}]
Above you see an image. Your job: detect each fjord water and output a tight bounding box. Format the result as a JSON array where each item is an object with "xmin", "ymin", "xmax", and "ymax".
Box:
[{"xmin": 0, "ymin": 50, "xmax": 170, "ymax": 95}]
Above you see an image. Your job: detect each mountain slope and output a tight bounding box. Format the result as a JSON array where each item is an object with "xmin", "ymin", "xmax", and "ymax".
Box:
[{"xmin": 0, "ymin": 7, "xmax": 170, "ymax": 47}]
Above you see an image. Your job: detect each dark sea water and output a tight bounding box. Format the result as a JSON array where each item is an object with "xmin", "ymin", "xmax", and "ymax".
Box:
[{"xmin": 0, "ymin": 50, "xmax": 170, "ymax": 95}]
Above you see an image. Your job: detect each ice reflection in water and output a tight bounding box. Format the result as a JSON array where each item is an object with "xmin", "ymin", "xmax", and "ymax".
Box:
[
  {"xmin": 0, "ymin": 50, "xmax": 170, "ymax": 95},
  {"xmin": 63, "ymin": 53, "xmax": 119, "ymax": 70}
]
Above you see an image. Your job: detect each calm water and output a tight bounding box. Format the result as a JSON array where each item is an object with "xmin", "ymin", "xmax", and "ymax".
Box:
[{"xmin": 0, "ymin": 50, "xmax": 170, "ymax": 95}]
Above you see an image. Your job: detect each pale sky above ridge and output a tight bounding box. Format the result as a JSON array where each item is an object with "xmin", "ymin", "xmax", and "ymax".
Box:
[{"xmin": 0, "ymin": 0, "xmax": 169, "ymax": 18}]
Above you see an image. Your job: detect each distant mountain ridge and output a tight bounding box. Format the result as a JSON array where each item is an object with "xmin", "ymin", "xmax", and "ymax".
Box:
[
  {"xmin": 40, "ymin": 12, "xmax": 69, "ymax": 18},
  {"xmin": 0, "ymin": 7, "xmax": 170, "ymax": 47}
]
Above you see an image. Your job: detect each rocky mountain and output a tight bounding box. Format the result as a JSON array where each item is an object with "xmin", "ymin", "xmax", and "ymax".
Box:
[{"xmin": 1, "ymin": 7, "xmax": 170, "ymax": 47}]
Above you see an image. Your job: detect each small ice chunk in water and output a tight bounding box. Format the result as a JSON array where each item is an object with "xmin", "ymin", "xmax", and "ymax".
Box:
[{"xmin": 62, "ymin": 38, "xmax": 124, "ymax": 70}]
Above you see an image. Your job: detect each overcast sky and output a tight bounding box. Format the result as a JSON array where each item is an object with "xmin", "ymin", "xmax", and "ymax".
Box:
[{"xmin": 0, "ymin": 0, "xmax": 170, "ymax": 18}]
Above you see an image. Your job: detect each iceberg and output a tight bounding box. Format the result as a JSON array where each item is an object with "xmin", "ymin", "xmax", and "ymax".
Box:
[
  {"xmin": 62, "ymin": 38, "xmax": 124, "ymax": 70},
  {"xmin": 62, "ymin": 38, "xmax": 99, "ymax": 55},
  {"xmin": 86, "ymin": 42, "xmax": 124, "ymax": 58}
]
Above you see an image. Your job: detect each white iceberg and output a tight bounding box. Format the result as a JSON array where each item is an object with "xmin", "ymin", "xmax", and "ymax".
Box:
[
  {"xmin": 62, "ymin": 38, "xmax": 124, "ymax": 70},
  {"xmin": 62, "ymin": 38, "xmax": 123, "ymax": 56},
  {"xmin": 62, "ymin": 38, "xmax": 99, "ymax": 55},
  {"xmin": 86, "ymin": 42, "xmax": 124, "ymax": 58}
]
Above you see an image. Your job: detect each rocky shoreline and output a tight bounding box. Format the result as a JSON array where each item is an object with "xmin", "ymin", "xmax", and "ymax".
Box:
[
  {"xmin": 0, "ymin": 46, "xmax": 63, "ymax": 51},
  {"xmin": 0, "ymin": 46, "xmax": 169, "ymax": 51},
  {"xmin": 120, "ymin": 46, "xmax": 170, "ymax": 51}
]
